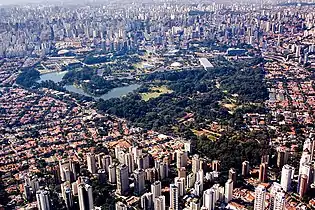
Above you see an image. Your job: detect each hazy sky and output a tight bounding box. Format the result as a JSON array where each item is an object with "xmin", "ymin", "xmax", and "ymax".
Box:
[
  {"xmin": 0, "ymin": 0, "xmax": 89, "ymax": 5},
  {"xmin": 0, "ymin": 0, "xmax": 49, "ymax": 5}
]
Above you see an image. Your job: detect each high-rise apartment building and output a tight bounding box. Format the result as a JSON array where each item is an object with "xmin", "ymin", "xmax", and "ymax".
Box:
[
  {"xmin": 224, "ymin": 179, "xmax": 233, "ymax": 203},
  {"xmin": 61, "ymin": 182, "xmax": 73, "ymax": 210},
  {"xmin": 192, "ymin": 154, "xmax": 200, "ymax": 174},
  {"xmin": 281, "ymin": 165, "xmax": 294, "ymax": 192},
  {"xmin": 108, "ymin": 164, "xmax": 116, "ymax": 184},
  {"xmin": 117, "ymin": 164, "xmax": 129, "ymax": 195},
  {"xmin": 174, "ymin": 177, "xmax": 185, "ymax": 197},
  {"xmin": 86, "ymin": 153, "xmax": 96, "ymax": 174},
  {"xmin": 228, "ymin": 168, "xmax": 237, "ymax": 187},
  {"xmin": 259, "ymin": 163, "xmax": 268, "ymax": 183},
  {"xmin": 78, "ymin": 183, "xmax": 93, "ymax": 210},
  {"xmin": 101, "ymin": 155, "xmax": 112, "ymax": 172},
  {"xmin": 170, "ymin": 184, "xmax": 179, "ymax": 210},
  {"xmin": 212, "ymin": 160, "xmax": 221, "ymax": 172},
  {"xmin": 134, "ymin": 169, "xmax": 145, "ymax": 195},
  {"xmin": 274, "ymin": 191, "xmax": 286, "ymax": 210},
  {"xmin": 154, "ymin": 196, "xmax": 166, "ymax": 210},
  {"xmin": 141, "ymin": 192, "xmax": 153, "ymax": 210},
  {"xmin": 176, "ymin": 150, "xmax": 187, "ymax": 168},
  {"xmin": 242, "ymin": 161, "xmax": 250, "ymax": 177},
  {"xmin": 151, "ymin": 181, "xmax": 162, "ymax": 199},
  {"xmin": 254, "ymin": 185, "xmax": 266, "ymax": 210},
  {"xmin": 36, "ymin": 189, "xmax": 51, "ymax": 210},
  {"xmin": 203, "ymin": 188, "xmax": 215, "ymax": 210},
  {"xmin": 116, "ymin": 201, "xmax": 128, "ymax": 210}
]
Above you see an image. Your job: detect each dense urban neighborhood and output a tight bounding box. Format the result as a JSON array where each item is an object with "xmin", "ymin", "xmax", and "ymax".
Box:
[{"xmin": 0, "ymin": 0, "xmax": 315, "ymax": 210}]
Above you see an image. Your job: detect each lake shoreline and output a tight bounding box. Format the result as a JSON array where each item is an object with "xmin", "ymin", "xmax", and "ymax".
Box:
[{"xmin": 38, "ymin": 71, "xmax": 141, "ymax": 100}]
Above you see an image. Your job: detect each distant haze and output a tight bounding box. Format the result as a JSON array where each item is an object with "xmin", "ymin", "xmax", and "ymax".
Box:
[
  {"xmin": 0, "ymin": 0, "xmax": 53, "ymax": 5},
  {"xmin": 0, "ymin": 0, "xmax": 280, "ymax": 6},
  {"xmin": 0, "ymin": 0, "xmax": 92, "ymax": 5}
]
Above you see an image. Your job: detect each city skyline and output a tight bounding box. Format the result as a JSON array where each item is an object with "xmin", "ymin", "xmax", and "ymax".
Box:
[{"xmin": 0, "ymin": 0, "xmax": 315, "ymax": 209}]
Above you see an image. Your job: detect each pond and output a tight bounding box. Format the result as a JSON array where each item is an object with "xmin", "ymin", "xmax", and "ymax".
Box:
[
  {"xmin": 64, "ymin": 84, "xmax": 141, "ymax": 100},
  {"xmin": 38, "ymin": 71, "xmax": 68, "ymax": 83},
  {"xmin": 38, "ymin": 71, "xmax": 140, "ymax": 100}
]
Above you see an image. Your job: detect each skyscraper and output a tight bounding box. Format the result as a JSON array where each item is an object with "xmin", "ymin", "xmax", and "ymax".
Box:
[
  {"xmin": 36, "ymin": 189, "xmax": 51, "ymax": 210},
  {"xmin": 196, "ymin": 169, "xmax": 204, "ymax": 185},
  {"xmin": 96, "ymin": 153, "xmax": 104, "ymax": 169},
  {"xmin": 145, "ymin": 168, "xmax": 158, "ymax": 183},
  {"xmin": 269, "ymin": 183, "xmax": 284, "ymax": 210},
  {"xmin": 259, "ymin": 163, "xmax": 268, "ymax": 183},
  {"xmin": 170, "ymin": 184, "xmax": 179, "ymax": 210},
  {"xmin": 108, "ymin": 164, "xmax": 116, "ymax": 184},
  {"xmin": 131, "ymin": 146, "xmax": 142, "ymax": 162},
  {"xmin": 299, "ymin": 163, "xmax": 313, "ymax": 187},
  {"xmin": 23, "ymin": 184, "xmax": 31, "ymax": 201},
  {"xmin": 261, "ymin": 155, "xmax": 269, "ymax": 164},
  {"xmin": 187, "ymin": 173, "xmax": 196, "ymax": 188},
  {"xmin": 190, "ymin": 199, "xmax": 200, "ymax": 210},
  {"xmin": 254, "ymin": 185, "xmax": 266, "ymax": 210},
  {"xmin": 277, "ymin": 147, "xmax": 289, "ymax": 168},
  {"xmin": 61, "ymin": 182, "xmax": 73, "ymax": 210},
  {"xmin": 299, "ymin": 149, "xmax": 311, "ymax": 175},
  {"xmin": 78, "ymin": 183, "xmax": 93, "ymax": 210},
  {"xmin": 212, "ymin": 160, "xmax": 221, "ymax": 172},
  {"xmin": 154, "ymin": 196, "xmax": 166, "ymax": 210},
  {"xmin": 212, "ymin": 184, "xmax": 224, "ymax": 202},
  {"xmin": 116, "ymin": 202, "xmax": 128, "ymax": 210},
  {"xmin": 242, "ymin": 161, "xmax": 249, "ymax": 177},
  {"xmin": 101, "ymin": 155, "xmax": 112, "ymax": 172},
  {"xmin": 174, "ymin": 177, "xmax": 185, "ymax": 197},
  {"xmin": 228, "ymin": 168, "xmax": 237, "ymax": 187},
  {"xmin": 154, "ymin": 159, "xmax": 161, "ymax": 169},
  {"xmin": 274, "ymin": 191, "xmax": 286, "ymax": 210},
  {"xmin": 184, "ymin": 140, "xmax": 192, "ymax": 153},
  {"xmin": 176, "ymin": 150, "xmax": 187, "ymax": 168},
  {"xmin": 178, "ymin": 167, "xmax": 186, "ymax": 179},
  {"xmin": 281, "ymin": 165, "xmax": 294, "ymax": 192},
  {"xmin": 115, "ymin": 146, "xmax": 123, "ymax": 159},
  {"xmin": 98, "ymin": 169, "xmax": 107, "ymax": 184},
  {"xmin": 224, "ymin": 179, "xmax": 233, "ymax": 203},
  {"xmin": 117, "ymin": 164, "xmax": 129, "ymax": 195},
  {"xmin": 134, "ymin": 169, "xmax": 145, "ymax": 196},
  {"xmin": 141, "ymin": 193, "xmax": 153, "ymax": 210},
  {"xmin": 86, "ymin": 153, "xmax": 96, "ymax": 174},
  {"xmin": 124, "ymin": 152, "xmax": 135, "ymax": 174},
  {"xmin": 194, "ymin": 181, "xmax": 203, "ymax": 196},
  {"xmin": 137, "ymin": 154, "xmax": 150, "ymax": 170},
  {"xmin": 59, "ymin": 159, "xmax": 76, "ymax": 182},
  {"xmin": 298, "ymin": 174, "xmax": 308, "ymax": 198},
  {"xmin": 159, "ymin": 162, "xmax": 169, "ymax": 180},
  {"xmin": 203, "ymin": 188, "xmax": 215, "ymax": 210},
  {"xmin": 71, "ymin": 160, "xmax": 80, "ymax": 181},
  {"xmin": 192, "ymin": 154, "xmax": 200, "ymax": 174},
  {"xmin": 151, "ymin": 181, "xmax": 161, "ymax": 199},
  {"xmin": 118, "ymin": 151, "xmax": 126, "ymax": 164}
]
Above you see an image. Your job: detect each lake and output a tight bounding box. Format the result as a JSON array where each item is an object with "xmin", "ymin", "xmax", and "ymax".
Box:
[
  {"xmin": 38, "ymin": 71, "xmax": 68, "ymax": 83},
  {"xmin": 64, "ymin": 84, "xmax": 141, "ymax": 100},
  {"xmin": 38, "ymin": 71, "xmax": 140, "ymax": 100}
]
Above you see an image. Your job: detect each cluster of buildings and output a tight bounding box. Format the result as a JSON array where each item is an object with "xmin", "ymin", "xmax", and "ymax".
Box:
[
  {"xmin": 21, "ymin": 139, "xmax": 315, "ymax": 210},
  {"xmin": 240, "ymin": 2, "xmax": 315, "ymax": 210},
  {"xmin": 0, "ymin": 86, "xmax": 133, "ymax": 207},
  {"xmin": 19, "ymin": 143, "xmax": 245, "ymax": 210},
  {"xmin": 1, "ymin": 0, "xmax": 315, "ymax": 210}
]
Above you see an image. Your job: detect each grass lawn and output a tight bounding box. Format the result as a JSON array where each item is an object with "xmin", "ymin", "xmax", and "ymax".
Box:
[
  {"xmin": 191, "ymin": 129, "xmax": 220, "ymax": 141},
  {"xmin": 141, "ymin": 86, "xmax": 173, "ymax": 101},
  {"xmin": 222, "ymin": 103, "xmax": 237, "ymax": 110}
]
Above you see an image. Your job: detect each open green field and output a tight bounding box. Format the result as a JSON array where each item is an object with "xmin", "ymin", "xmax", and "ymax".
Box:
[
  {"xmin": 141, "ymin": 86, "xmax": 173, "ymax": 101},
  {"xmin": 191, "ymin": 129, "xmax": 221, "ymax": 141}
]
